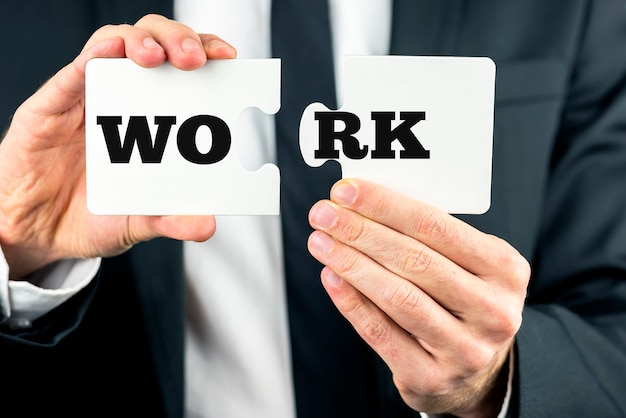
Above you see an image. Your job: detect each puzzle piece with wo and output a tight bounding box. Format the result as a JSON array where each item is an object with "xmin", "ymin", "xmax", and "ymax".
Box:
[
  {"xmin": 299, "ymin": 55, "xmax": 495, "ymax": 214},
  {"xmin": 86, "ymin": 58, "xmax": 280, "ymax": 215}
]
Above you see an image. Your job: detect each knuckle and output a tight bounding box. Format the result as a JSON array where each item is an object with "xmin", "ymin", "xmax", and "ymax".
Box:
[
  {"xmin": 340, "ymin": 216, "xmax": 367, "ymax": 245},
  {"xmin": 383, "ymin": 281, "xmax": 421, "ymax": 312},
  {"xmin": 339, "ymin": 290, "xmax": 365, "ymax": 317},
  {"xmin": 399, "ymin": 243, "xmax": 433, "ymax": 275},
  {"xmin": 135, "ymin": 13, "xmax": 164, "ymax": 25},
  {"xmin": 97, "ymin": 23, "xmax": 133, "ymax": 36},
  {"xmin": 413, "ymin": 209, "xmax": 447, "ymax": 241},
  {"xmin": 459, "ymin": 340, "xmax": 495, "ymax": 374},
  {"xmin": 477, "ymin": 293, "xmax": 522, "ymax": 342},
  {"xmin": 359, "ymin": 313, "xmax": 392, "ymax": 347},
  {"xmin": 96, "ymin": 23, "xmax": 117, "ymax": 33},
  {"xmin": 511, "ymin": 256, "xmax": 531, "ymax": 291},
  {"xmin": 494, "ymin": 307, "xmax": 523, "ymax": 339},
  {"xmin": 333, "ymin": 248, "xmax": 361, "ymax": 277},
  {"xmin": 494, "ymin": 238, "xmax": 531, "ymax": 290}
]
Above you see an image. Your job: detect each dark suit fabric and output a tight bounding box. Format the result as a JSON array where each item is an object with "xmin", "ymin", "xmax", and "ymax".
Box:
[{"xmin": 1, "ymin": 1, "xmax": 625, "ymax": 417}]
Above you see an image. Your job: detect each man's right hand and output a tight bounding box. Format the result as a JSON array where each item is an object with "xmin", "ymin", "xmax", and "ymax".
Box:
[{"xmin": 0, "ymin": 14, "xmax": 235, "ymax": 280}]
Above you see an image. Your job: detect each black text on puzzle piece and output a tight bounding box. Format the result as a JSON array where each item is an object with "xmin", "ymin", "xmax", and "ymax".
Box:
[
  {"xmin": 96, "ymin": 115, "xmax": 232, "ymax": 165},
  {"xmin": 313, "ymin": 111, "xmax": 429, "ymax": 160}
]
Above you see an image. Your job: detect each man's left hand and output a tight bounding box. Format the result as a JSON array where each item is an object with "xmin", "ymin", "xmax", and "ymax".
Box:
[{"xmin": 308, "ymin": 179, "xmax": 529, "ymax": 417}]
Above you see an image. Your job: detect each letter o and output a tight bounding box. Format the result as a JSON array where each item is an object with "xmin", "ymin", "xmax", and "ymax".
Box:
[{"xmin": 177, "ymin": 115, "xmax": 231, "ymax": 164}]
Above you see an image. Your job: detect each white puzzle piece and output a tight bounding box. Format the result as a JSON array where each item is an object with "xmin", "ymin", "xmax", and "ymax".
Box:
[
  {"xmin": 299, "ymin": 56, "xmax": 495, "ymax": 214},
  {"xmin": 85, "ymin": 58, "xmax": 281, "ymax": 215}
]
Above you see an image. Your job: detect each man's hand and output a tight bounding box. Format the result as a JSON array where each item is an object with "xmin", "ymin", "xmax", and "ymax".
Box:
[
  {"xmin": 0, "ymin": 14, "xmax": 236, "ymax": 280},
  {"xmin": 308, "ymin": 178, "xmax": 530, "ymax": 417}
]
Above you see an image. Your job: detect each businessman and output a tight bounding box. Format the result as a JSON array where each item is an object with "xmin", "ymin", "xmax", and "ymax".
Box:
[{"xmin": 1, "ymin": 1, "xmax": 625, "ymax": 417}]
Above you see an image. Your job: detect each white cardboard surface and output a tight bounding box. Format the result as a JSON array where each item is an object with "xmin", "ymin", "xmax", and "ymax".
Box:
[
  {"xmin": 85, "ymin": 58, "xmax": 281, "ymax": 215},
  {"xmin": 299, "ymin": 55, "xmax": 495, "ymax": 214}
]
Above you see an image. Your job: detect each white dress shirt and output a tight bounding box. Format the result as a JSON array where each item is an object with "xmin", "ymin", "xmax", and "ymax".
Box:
[
  {"xmin": 0, "ymin": 1, "xmax": 512, "ymax": 417},
  {"xmin": 175, "ymin": 1, "xmax": 391, "ymax": 416}
]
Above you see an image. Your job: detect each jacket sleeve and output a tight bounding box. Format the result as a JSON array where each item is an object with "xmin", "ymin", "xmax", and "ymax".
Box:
[
  {"xmin": 514, "ymin": 1, "xmax": 626, "ymax": 415},
  {"xmin": 0, "ymin": 270, "xmax": 101, "ymax": 347}
]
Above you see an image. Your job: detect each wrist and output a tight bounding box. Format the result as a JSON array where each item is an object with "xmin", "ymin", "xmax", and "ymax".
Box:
[{"xmin": 455, "ymin": 341, "xmax": 513, "ymax": 418}]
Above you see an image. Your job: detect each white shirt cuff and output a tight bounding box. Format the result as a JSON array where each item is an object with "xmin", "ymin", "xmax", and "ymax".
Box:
[{"xmin": 0, "ymin": 250, "xmax": 100, "ymax": 329}]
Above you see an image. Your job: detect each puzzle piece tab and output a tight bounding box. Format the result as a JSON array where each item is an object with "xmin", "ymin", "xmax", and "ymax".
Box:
[
  {"xmin": 85, "ymin": 58, "xmax": 280, "ymax": 215},
  {"xmin": 299, "ymin": 56, "xmax": 495, "ymax": 214}
]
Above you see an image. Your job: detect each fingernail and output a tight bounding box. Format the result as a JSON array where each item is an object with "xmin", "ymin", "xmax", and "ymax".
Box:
[
  {"xmin": 323, "ymin": 268, "xmax": 343, "ymax": 288},
  {"xmin": 309, "ymin": 231, "xmax": 334, "ymax": 254},
  {"xmin": 332, "ymin": 183, "xmax": 356, "ymax": 205},
  {"xmin": 182, "ymin": 38, "xmax": 202, "ymax": 52},
  {"xmin": 143, "ymin": 37, "xmax": 161, "ymax": 49},
  {"xmin": 309, "ymin": 202, "xmax": 337, "ymax": 229}
]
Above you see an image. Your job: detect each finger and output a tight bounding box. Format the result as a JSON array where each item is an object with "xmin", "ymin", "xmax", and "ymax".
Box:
[
  {"xmin": 321, "ymin": 265, "xmax": 513, "ymax": 410},
  {"xmin": 133, "ymin": 14, "xmax": 209, "ymax": 70},
  {"xmin": 198, "ymin": 34, "xmax": 237, "ymax": 59},
  {"xmin": 309, "ymin": 200, "xmax": 491, "ymax": 317},
  {"xmin": 329, "ymin": 179, "xmax": 530, "ymax": 286},
  {"xmin": 308, "ymin": 229, "xmax": 467, "ymax": 350},
  {"xmin": 81, "ymin": 23, "xmax": 166, "ymax": 68},
  {"xmin": 320, "ymin": 267, "xmax": 455, "ymax": 395},
  {"xmin": 133, "ymin": 16, "xmax": 237, "ymax": 67},
  {"xmin": 308, "ymin": 203, "xmax": 523, "ymax": 344},
  {"xmin": 83, "ymin": 15, "xmax": 235, "ymax": 71}
]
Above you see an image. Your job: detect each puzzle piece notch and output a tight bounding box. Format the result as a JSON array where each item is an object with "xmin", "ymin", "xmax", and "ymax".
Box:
[
  {"xmin": 299, "ymin": 55, "xmax": 495, "ymax": 215},
  {"xmin": 86, "ymin": 58, "xmax": 281, "ymax": 215}
]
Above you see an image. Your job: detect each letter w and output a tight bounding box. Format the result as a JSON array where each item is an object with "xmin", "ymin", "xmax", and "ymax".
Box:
[{"xmin": 97, "ymin": 116, "xmax": 176, "ymax": 163}]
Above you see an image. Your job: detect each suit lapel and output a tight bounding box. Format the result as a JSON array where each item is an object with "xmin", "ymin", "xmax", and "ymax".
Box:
[{"xmin": 130, "ymin": 238, "xmax": 185, "ymax": 418}]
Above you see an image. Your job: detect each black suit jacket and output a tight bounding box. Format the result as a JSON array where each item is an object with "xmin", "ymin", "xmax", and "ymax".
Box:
[{"xmin": 1, "ymin": 1, "xmax": 625, "ymax": 417}]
